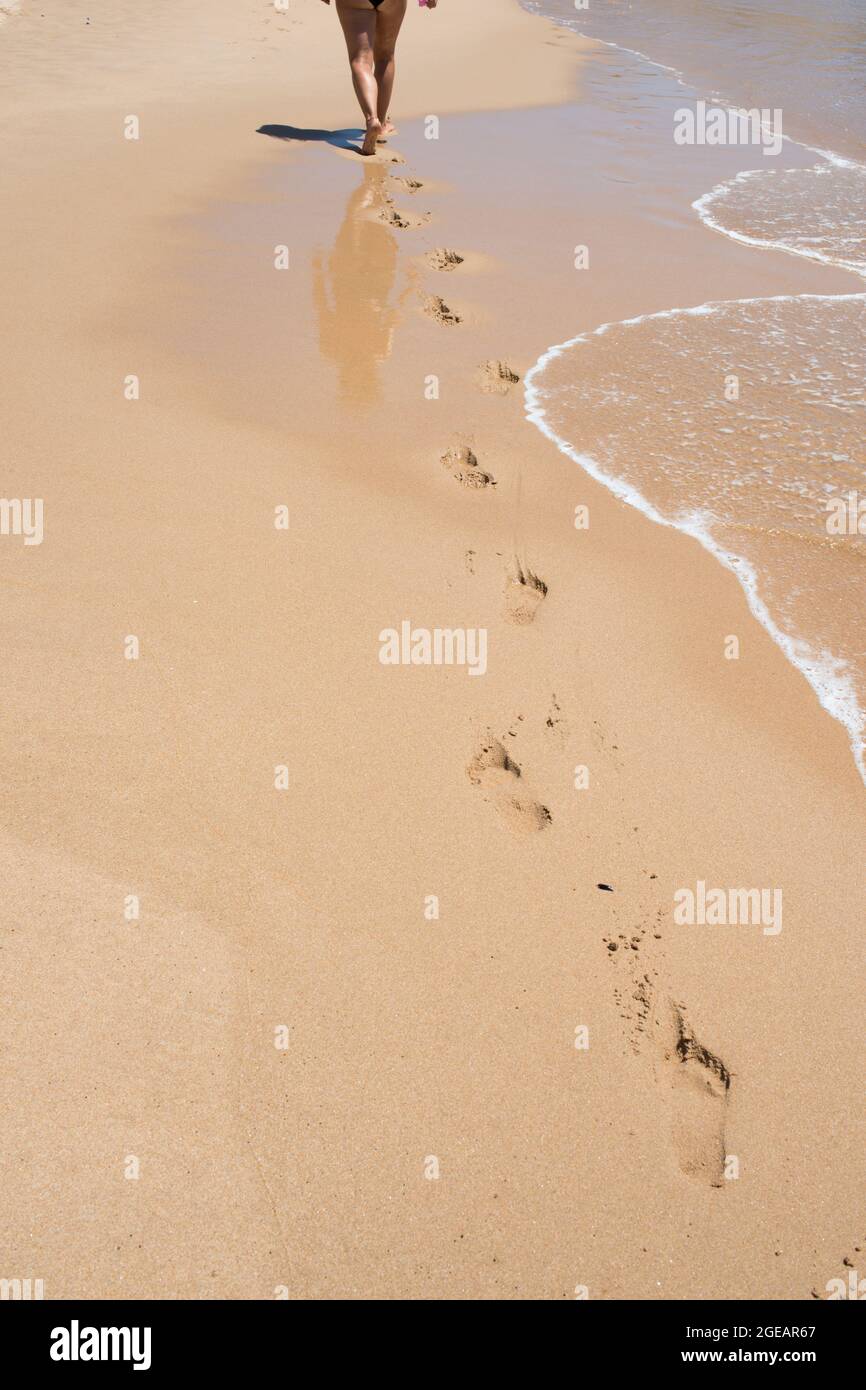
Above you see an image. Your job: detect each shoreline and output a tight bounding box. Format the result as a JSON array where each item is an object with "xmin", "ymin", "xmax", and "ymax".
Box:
[
  {"xmin": 524, "ymin": 290, "xmax": 866, "ymax": 788},
  {"xmin": 520, "ymin": 1, "xmax": 866, "ymax": 791},
  {"xmin": 1, "ymin": 0, "xmax": 863, "ymax": 1300}
]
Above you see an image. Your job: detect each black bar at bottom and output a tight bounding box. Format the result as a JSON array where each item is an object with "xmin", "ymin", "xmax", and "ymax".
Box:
[{"xmin": 0, "ymin": 1297, "xmax": 859, "ymax": 1375}]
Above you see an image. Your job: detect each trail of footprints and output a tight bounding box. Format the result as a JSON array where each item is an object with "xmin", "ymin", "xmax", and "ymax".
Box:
[
  {"xmin": 375, "ymin": 178, "xmax": 429, "ymax": 231},
  {"xmin": 397, "ymin": 149, "xmax": 733, "ymax": 1191},
  {"xmin": 389, "ymin": 157, "xmax": 549, "ymax": 816}
]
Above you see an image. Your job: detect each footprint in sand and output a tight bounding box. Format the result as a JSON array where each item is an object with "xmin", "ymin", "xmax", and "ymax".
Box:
[
  {"xmin": 426, "ymin": 248, "xmax": 464, "ymax": 272},
  {"xmin": 423, "ymin": 293, "xmax": 462, "ymax": 326},
  {"xmin": 656, "ymin": 1000, "xmax": 731, "ymax": 1188},
  {"xmin": 505, "ymin": 561, "xmax": 547, "ymax": 625},
  {"xmin": 378, "ymin": 206, "xmax": 427, "ymax": 230},
  {"xmin": 441, "ymin": 444, "xmax": 495, "ymax": 489},
  {"xmin": 391, "ymin": 175, "xmax": 424, "ymax": 194},
  {"xmin": 467, "ymin": 736, "xmax": 552, "ymax": 833},
  {"xmin": 477, "ymin": 360, "xmax": 521, "ymax": 395},
  {"xmin": 600, "ymin": 892, "xmax": 730, "ymax": 1185}
]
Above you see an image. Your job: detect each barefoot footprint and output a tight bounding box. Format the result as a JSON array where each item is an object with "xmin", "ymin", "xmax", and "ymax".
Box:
[
  {"xmin": 441, "ymin": 445, "xmax": 495, "ymax": 489},
  {"xmin": 505, "ymin": 561, "xmax": 547, "ymax": 625},
  {"xmin": 423, "ymin": 293, "xmax": 462, "ymax": 325},
  {"xmin": 427, "ymin": 248, "xmax": 465, "ymax": 272},
  {"xmin": 477, "ymin": 360, "xmax": 520, "ymax": 394},
  {"xmin": 379, "ymin": 206, "xmax": 426, "ymax": 230},
  {"xmin": 467, "ymin": 736, "xmax": 552, "ymax": 833},
  {"xmin": 657, "ymin": 1000, "xmax": 731, "ymax": 1188},
  {"xmin": 599, "ymin": 886, "xmax": 729, "ymax": 1184}
]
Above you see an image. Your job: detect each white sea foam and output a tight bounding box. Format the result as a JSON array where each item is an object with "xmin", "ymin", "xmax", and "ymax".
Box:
[{"xmin": 694, "ymin": 161, "xmax": 866, "ymax": 279}]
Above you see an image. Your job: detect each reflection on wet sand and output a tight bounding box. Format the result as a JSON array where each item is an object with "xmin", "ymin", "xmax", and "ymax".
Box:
[{"xmin": 312, "ymin": 166, "xmax": 405, "ymax": 406}]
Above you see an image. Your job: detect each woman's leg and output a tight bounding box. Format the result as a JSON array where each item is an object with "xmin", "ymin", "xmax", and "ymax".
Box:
[
  {"xmin": 373, "ymin": 0, "xmax": 408, "ymax": 135},
  {"xmin": 336, "ymin": 0, "xmax": 381, "ymax": 155}
]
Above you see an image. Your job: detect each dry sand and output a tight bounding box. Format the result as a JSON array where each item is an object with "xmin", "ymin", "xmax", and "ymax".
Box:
[{"xmin": 0, "ymin": 0, "xmax": 863, "ymax": 1300}]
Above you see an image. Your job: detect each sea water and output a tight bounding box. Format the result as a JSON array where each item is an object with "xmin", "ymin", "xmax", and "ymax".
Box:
[{"xmin": 522, "ymin": 0, "xmax": 866, "ymax": 780}]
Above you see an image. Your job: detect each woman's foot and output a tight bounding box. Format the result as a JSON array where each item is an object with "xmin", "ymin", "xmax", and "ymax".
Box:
[
  {"xmin": 377, "ymin": 119, "xmax": 397, "ymax": 142},
  {"xmin": 361, "ymin": 117, "xmax": 382, "ymax": 156}
]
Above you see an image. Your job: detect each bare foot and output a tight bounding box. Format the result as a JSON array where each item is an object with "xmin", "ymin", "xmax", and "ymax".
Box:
[
  {"xmin": 362, "ymin": 118, "xmax": 382, "ymax": 156},
  {"xmin": 377, "ymin": 119, "xmax": 397, "ymax": 142}
]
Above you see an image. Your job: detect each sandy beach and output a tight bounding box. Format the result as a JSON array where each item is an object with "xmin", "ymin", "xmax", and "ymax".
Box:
[{"xmin": 1, "ymin": 0, "xmax": 863, "ymax": 1301}]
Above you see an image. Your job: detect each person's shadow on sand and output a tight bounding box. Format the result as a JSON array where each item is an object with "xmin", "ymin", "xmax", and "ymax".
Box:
[{"xmin": 258, "ymin": 124, "xmax": 365, "ymax": 153}]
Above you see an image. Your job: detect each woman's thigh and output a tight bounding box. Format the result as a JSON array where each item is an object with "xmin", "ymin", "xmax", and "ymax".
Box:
[
  {"xmin": 374, "ymin": 0, "xmax": 408, "ymax": 54},
  {"xmin": 335, "ymin": 0, "xmax": 377, "ymax": 58}
]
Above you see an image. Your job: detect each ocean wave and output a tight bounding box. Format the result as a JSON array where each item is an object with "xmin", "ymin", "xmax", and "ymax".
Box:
[
  {"xmin": 525, "ymin": 294, "xmax": 866, "ymax": 783},
  {"xmin": 522, "ymin": 0, "xmax": 866, "ymax": 784},
  {"xmin": 695, "ymin": 160, "xmax": 866, "ymax": 279}
]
